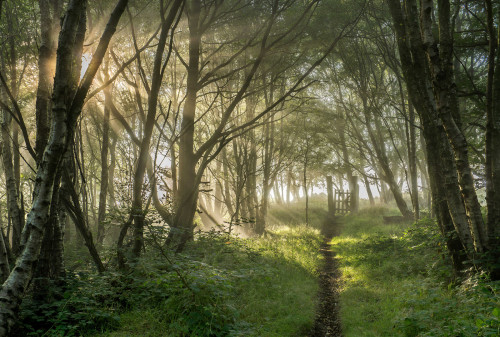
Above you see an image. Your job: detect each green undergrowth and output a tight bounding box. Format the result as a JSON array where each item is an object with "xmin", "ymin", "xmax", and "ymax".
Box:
[
  {"xmin": 334, "ymin": 206, "xmax": 500, "ymax": 337},
  {"xmin": 18, "ymin": 223, "xmax": 322, "ymax": 336}
]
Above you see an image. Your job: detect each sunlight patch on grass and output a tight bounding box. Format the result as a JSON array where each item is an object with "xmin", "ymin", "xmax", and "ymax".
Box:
[
  {"xmin": 232, "ymin": 225, "xmax": 321, "ymax": 336},
  {"xmin": 331, "ymin": 207, "xmax": 414, "ymax": 337},
  {"xmin": 92, "ymin": 224, "xmax": 322, "ymax": 337},
  {"xmin": 332, "ymin": 207, "xmax": 500, "ymax": 337}
]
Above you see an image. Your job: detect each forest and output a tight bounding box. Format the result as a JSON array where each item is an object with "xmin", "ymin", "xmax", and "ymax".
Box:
[{"xmin": 0, "ymin": 0, "xmax": 499, "ymax": 336}]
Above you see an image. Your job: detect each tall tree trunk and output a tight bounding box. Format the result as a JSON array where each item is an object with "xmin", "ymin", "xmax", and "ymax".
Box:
[
  {"xmin": 303, "ymin": 150, "xmax": 309, "ymax": 226},
  {"xmin": 246, "ymin": 133, "xmax": 258, "ymax": 220},
  {"xmin": 421, "ymin": 0, "xmax": 487, "ymax": 251},
  {"xmin": 364, "ymin": 175, "xmax": 375, "ymax": 206},
  {"xmin": 286, "ymin": 169, "xmax": 292, "ymax": 204},
  {"xmin": 33, "ymin": 169, "xmax": 65, "ymax": 301},
  {"xmin": 61, "ymin": 165, "xmax": 105, "ymax": 273},
  {"xmin": 256, "ymin": 118, "xmax": 275, "ymax": 235},
  {"xmin": 487, "ymin": 0, "xmax": 500, "ymax": 278},
  {"xmin": 168, "ymin": 0, "xmax": 201, "ymax": 250},
  {"xmin": 36, "ymin": 0, "xmax": 60, "ymax": 164},
  {"xmin": 0, "ymin": 9, "xmax": 23, "ymax": 257},
  {"xmin": 408, "ymin": 102, "xmax": 419, "ymax": 220},
  {"xmin": 214, "ymin": 160, "xmax": 223, "ymax": 215},
  {"xmin": 108, "ymin": 134, "xmax": 117, "ymax": 207},
  {"xmin": 171, "ymin": 142, "xmax": 178, "ymax": 198},
  {"xmin": 363, "ymin": 96, "xmax": 412, "ymax": 218},
  {"xmin": 0, "ymin": 0, "xmax": 128, "ymax": 333},
  {"xmin": 97, "ymin": 55, "xmax": 111, "ymax": 245},
  {"xmin": 339, "ymin": 119, "xmax": 353, "ymax": 191},
  {"xmin": 0, "ymin": 202, "xmax": 9, "ymax": 283},
  {"xmin": 1, "ymin": 111, "xmax": 23, "ymax": 256},
  {"xmin": 423, "ymin": 118, "xmax": 467, "ymax": 271},
  {"xmin": 386, "ymin": 0, "xmax": 476, "ymax": 269},
  {"xmin": 222, "ymin": 149, "xmax": 234, "ymax": 217},
  {"xmin": 129, "ymin": 0, "xmax": 184, "ymax": 258}
]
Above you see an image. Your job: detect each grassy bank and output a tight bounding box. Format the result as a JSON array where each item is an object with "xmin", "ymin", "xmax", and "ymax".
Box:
[
  {"xmin": 18, "ymin": 219, "xmax": 322, "ymax": 336},
  {"xmin": 334, "ymin": 207, "xmax": 500, "ymax": 337},
  {"xmin": 95, "ymin": 226, "xmax": 322, "ymax": 337}
]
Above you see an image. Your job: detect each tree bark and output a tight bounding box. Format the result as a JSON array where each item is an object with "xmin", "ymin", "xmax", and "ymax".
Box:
[
  {"xmin": 97, "ymin": 54, "xmax": 111, "ymax": 246},
  {"xmin": 421, "ymin": 0, "xmax": 487, "ymax": 252},
  {"xmin": 168, "ymin": 0, "xmax": 202, "ymax": 250},
  {"xmin": 0, "ymin": 0, "xmax": 128, "ymax": 333},
  {"xmin": 488, "ymin": 0, "xmax": 500, "ymax": 278},
  {"xmin": 363, "ymin": 96, "xmax": 412, "ymax": 218},
  {"xmin": 1, "ymin": 111, "xmax": 23, "ymax": 256},
  {"xmin": 408, "ymin": 101, "xmax": 419, "ymax": 220},
  {"xmin": 130, "ymin": 0, "xmax": 184, "ymax": 258},
  {"xmin": 386, "ymin": 0, "xmax": 478, "ymax": 268}
]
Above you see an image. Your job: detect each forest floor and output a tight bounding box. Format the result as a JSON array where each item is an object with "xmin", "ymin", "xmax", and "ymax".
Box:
[{"xmin": 310, "ymin": 215, "xmax": 342, "ymax": 337}]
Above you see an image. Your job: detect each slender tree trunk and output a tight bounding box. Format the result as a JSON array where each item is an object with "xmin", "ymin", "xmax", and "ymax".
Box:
[
  {"xmin": 0, "ymin": 202, "xmax": 9, "ymax": 283},
  {"xmin": 421, "ymin": 0, "xmax": 487, "ymax": 251},
  {"xmin": 61, "ymin": 166, "xmax": 105, "ymax": 273},
  {"xmin": 130, "ymin": 0, "xmax": 184, "ymax": 258},
  {"xmin": 36, "ymin": 0, "xmax": 60, "ymax": 164},
  {"xmin": 408, "ymin": 102, "xmax": 419, "ymax": 220},
  {"xmin": 1, "ymin": 112, "xmax": 23, "ymax": 256},
  {"xmin": 423, "ymin": 118, "xmax": 467, "ymax": 271},
  {"xmin": 364, "ymin": 175, "xmax": 375, "ymax": 206},
  {"xmin": 363, "ymin": 96, "xmax": 412, "ymax": 218},
  {"xmin": 487, "ymin": 0, "xmax": 500, "ymax": 278},
  {"xmin": 303, "ymin": 156, "xmax": 309, "ymax": 226},
  {"xmin": 171, "ymin": 142, "xmax": 177, "ymax": 198},
  {"xmin": 246, "ymin": 133, "xmax": 258, "ymax": 220},
  {"xmin": 286, "ymin": 169, "xmax": 292, "ymax": 204},
  {"xmin": 222, "ymin": 149, "xmax": 234, "ymax": 216},
  {"xmin": 97, "ymin": 55, "xmax": 111, "ymax": 245},
  {"xmin": 108, "ymin": 134, "xmax": 117, "ymax": 207},
  {"xmin": 339, "ymin": 119, "xmax": 353, "ymax": 190},
  {"xmin": 214, "ymin": 160, "xmax": 223, "ymax": 215},
  {"xmin": 256, "ymin": 118, "xmax": 274, "ymax": 235},
  {"xmin": 273, "ymin": 181, "xmax": 283, "ymax": 204},
  {"xmin": 33, "ymin": 169, "xmax": 65, "ymax": 301},
  {"xmin": 0, "ymin": 0, "xmax": 128, "ymax": 332},
  {"xmin": 168, "ymin": 0, "xmax": 201, "ymax": 250}
]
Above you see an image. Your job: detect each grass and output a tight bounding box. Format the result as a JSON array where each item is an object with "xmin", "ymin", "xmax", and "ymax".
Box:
[
  {"xmin": 267, "ymin": 195, "xmax": 328, "ymax": 230},
  {"xmin": 333, "ymin": 206, "xmax": 500, "ymax": 337},
  {"xmin": 23, "ymin": 197, "xmax": 499, "ymax": 336},
  {"xmin": 82, "ymin": 223, "xmax": 322, "ymax": 337}
]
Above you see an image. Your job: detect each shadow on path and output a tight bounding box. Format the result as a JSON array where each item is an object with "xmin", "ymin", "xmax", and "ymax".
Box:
[{"xmin": 309, "ymin": 215, "xmax": 342, "ymax": 336}]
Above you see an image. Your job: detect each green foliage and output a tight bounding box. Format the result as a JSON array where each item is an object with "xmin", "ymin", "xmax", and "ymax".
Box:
[
  {"xmin": 16, "ymin": 274, "xmax": 122, "ymax": 336},
  {"xmin": 17, "ymin": 255, "xmax": 237, "ymax": 336},
  {"xmin": 334, "ymin": 207, "xmax": 500, "ymax": 337},
  {"xmin": 28, "ymin": 220, "xmax": 321, "ymax": 337}
]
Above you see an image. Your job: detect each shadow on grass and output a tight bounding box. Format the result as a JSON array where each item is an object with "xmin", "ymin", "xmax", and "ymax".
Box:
[{"xmin": 81, "ymin": 225, "xmax": 324, "ymax": 337}]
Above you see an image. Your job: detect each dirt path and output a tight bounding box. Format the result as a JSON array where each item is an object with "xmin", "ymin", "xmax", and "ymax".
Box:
[{"xmin": 309, "ymin": 216, "xmax": 342, "ymax": 336}]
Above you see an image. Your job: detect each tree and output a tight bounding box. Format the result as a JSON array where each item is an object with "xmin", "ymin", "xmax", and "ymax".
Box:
[
  {"xmin": 386, "ymin": 0, "xmax": 494, "ymax": 274},
  {"xmin": 0, "ymin": 0, "xmax": 128, "ymax": 333}
]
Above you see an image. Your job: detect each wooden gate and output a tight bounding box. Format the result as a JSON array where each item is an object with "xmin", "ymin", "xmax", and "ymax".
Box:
[{"xmin": 334, "ymin": 190, "xmax": 351, "ymax": 215}]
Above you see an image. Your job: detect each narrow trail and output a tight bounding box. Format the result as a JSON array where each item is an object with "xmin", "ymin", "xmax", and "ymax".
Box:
[{"xmin": 309, "ymin": 216, "xmax": 342, "ymax": 337}]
